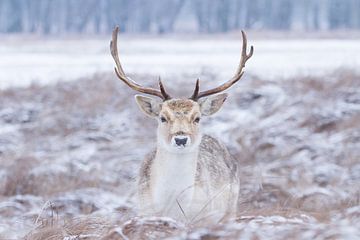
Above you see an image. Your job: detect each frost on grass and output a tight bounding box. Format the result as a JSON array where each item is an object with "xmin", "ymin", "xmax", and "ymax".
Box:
[{"xmin": 0, "ymin": 70, "xmax": 359, "ymax": 239}]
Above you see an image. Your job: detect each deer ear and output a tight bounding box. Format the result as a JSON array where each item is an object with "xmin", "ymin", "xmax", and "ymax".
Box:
[
  {"xmin": 198, "ymin": 93, "xmax": 228, "ymax": 116},
  {"xmin": 135, "ymin": 95, "xmax": 162, "ymax": 117}
]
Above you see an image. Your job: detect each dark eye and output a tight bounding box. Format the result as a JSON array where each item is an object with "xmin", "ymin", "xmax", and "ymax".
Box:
[
  {"xmin": 194, "ymin": 117, "xmax": 200, "ymax": 123},
  {"xmin": 160, "ymin": 116, "xmax": 167, "ymax": 123}
]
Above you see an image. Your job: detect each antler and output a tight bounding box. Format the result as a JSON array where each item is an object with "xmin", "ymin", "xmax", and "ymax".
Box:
[
  {"xmin": 190, "ymin": 30, "xmax": 254, "ymax": 101},
  {"xmin": 110, "ymin": 26, "xmax": 171, "ymax": 100}
]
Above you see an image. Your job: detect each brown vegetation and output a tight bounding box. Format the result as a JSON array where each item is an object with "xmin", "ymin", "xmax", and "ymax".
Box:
[{"xmin": 0, "ymin": 69, "xmax": 359, "ymax": 239}]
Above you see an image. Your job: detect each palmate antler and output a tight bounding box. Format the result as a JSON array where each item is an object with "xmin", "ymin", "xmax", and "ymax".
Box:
[
  {"xmin": 190, "ymin": 30, "xmax": 254, "ymax": 101},
  {"xmin": 110, "ymin": 26, "xmax": 171, "ymax": 100}
]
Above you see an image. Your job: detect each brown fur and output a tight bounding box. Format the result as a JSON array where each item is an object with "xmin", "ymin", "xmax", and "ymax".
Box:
[
  {"xmin": 136, "ymin": 95, "xmax": 236, "ymax": 221},
  {"xmin": 138, "ymin": 135, "xmax": 240, "ymax": 220},
  {"xmin": 159, "ymin": 99, "xmax": 201, "ymax": 143},
  {"xmin": 166, "ymin": 99, "xmax": 195, "ymax": 113}
]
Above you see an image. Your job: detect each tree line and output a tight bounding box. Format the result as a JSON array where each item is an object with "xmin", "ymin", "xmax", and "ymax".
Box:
[{"xmin": 0, "ymin": 0, "xmax": 359, "ymax": 34}]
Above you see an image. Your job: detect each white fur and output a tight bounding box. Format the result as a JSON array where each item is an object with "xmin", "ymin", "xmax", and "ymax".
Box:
[
  {"xmin": 151, "ymin": 146, "xmax": 198, "ymax": 221},
  {"xmin": 136, "ymin": 98, "xmax": 239, "ymax": 223},
  {"xmin": 157, "ymin": 126, "xmax": 202, "ymax": 154}
]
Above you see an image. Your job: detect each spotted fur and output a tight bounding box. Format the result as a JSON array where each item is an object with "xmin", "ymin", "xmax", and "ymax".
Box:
[{"xmin": 136, "ymin": 96, "xmax": 238, "ymax": 223}]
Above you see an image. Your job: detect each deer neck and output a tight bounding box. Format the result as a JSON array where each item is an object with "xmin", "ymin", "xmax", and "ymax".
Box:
[
  {"xmin": 151, "ymin": 139, "xmax": 200, "ymax": 216},
  {"xmin": 153, "ymin": 144, "xmax": 199, "ymax": 176}
]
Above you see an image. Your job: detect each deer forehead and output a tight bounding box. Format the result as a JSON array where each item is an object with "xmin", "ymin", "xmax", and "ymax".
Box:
[{"xmin": 161, "ymin": 99, "xmax": 200, "ymax": 119}]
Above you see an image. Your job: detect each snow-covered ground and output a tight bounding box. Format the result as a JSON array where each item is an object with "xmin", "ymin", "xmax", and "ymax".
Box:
[
  {"xmin": 0, "ymin": 36, "xmax": 359, "ymax": 89},
  {"xmin": 0, "ymin": 36, "xmax": 360, "ymax": 239},
  {"xmin": 1, "ymin": 69, "xmax": 360, "ymax": 239}
]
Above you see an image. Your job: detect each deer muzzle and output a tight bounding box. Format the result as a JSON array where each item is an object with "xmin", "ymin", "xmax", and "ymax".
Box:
[{"xmin": 171, "ymin": 135, "xmax": 191, "ymax": 148}]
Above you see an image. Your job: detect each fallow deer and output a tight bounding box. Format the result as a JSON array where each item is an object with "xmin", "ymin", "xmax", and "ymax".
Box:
[{"xmin": 110, "ymin": 26, "xmax": 253, "ymax": 223}]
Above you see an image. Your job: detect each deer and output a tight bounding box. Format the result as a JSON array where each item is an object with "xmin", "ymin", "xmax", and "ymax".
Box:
[{"xmin": 110, "ymin": 26, "xmax": 253, "ymax": 223}]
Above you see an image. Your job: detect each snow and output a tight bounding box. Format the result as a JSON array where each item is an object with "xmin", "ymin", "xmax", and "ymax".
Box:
[
  {"xmin": 1, "ymin": 37, "xmax": 360, "ymax": 89},
  {"xmin": 0, "ymin": 36, "xmax": 360, "ymax": 239}
]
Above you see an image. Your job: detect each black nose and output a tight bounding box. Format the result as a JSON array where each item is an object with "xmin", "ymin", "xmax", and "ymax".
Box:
[{"xmin": 175, "ymin": 137, "xmax": 187, "ymax": 146}]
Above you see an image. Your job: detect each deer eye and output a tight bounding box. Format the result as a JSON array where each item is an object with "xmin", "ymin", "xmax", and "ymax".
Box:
[
  {"xmin": 160, "ymin": 116, "xmax": 167, "ymax": 123},
  {"xmin": 194, "ymin": 117, "xmax": 200, "ymax": 123}
]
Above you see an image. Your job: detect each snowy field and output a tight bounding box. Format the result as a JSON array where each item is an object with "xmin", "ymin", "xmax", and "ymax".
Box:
[
  {"xmin": 0, "ymin": 36, "xmax": 360, "ymax": 239},
  {"xmin": 0, "ymin": 36, "xmax": 360, "ymax": 89}
]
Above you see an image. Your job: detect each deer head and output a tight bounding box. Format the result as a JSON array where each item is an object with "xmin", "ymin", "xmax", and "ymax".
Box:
[{"xmin": 110, "ymin": 26, "xmax": 253, "ymax": 153}]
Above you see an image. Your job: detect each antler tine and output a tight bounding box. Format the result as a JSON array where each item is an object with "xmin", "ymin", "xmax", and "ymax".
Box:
[
  {"xmin": 238, "ymin": 30, "xmax": 254, "ymax": 74},
  {"xmin": 192, "ymin": 30, "xmax": 254, "ymax": 100},
  {"xmin": 110, "ymin": 26, "xmax": 171, "ymax": 100},
  {"xmin": 158, "ymin": 77, "xmax": 171, "ymax": 100},
  {"xmin": 190, "ymin": 78, "xmax": 200, "ymax": 100}
]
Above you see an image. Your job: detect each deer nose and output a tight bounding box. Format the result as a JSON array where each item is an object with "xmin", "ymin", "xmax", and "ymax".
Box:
[{"xmin": 174, "ymin": 136, "xmax": 188, "ymax": 146}]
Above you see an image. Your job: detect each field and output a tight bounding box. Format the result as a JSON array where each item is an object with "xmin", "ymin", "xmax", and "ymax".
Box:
[
  {"xmin": 0, "ymin": 37, "xmax": 360, "ymax": 239},
  {"xmin": 1, "ymin": 36, "xmax": 360, "ymax": 89}
]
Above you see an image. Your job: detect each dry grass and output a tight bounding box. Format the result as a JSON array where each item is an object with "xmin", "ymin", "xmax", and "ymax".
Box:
[{"xmin": 0, "ymin": 69, "xmax": 359, "ymax": 239}]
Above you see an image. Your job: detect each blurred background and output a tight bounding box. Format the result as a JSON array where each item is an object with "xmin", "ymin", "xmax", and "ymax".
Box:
[
  {"xmin": 1, "ymin": 0, "xmax": 360, "ymax": 88},
  {"xmin": 1, "ymin": 0, "xmax": 360, "ymax": 34},
  {"xmin": 0, "ymin": 1, "xmax": 360, "ymax": 239}
]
